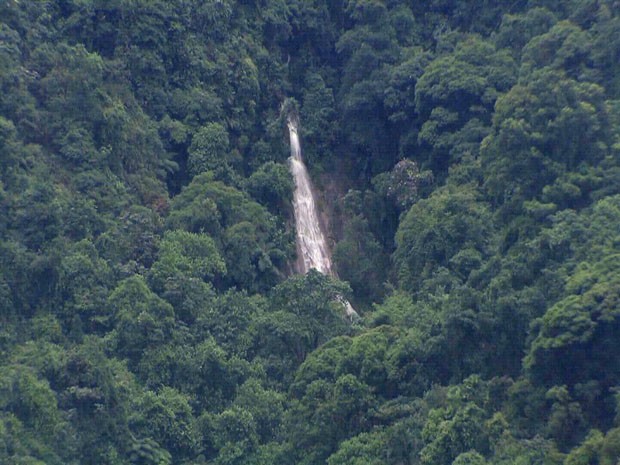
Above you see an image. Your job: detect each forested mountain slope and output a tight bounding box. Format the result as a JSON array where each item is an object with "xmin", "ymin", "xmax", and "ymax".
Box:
[{"xmin": 1, "ymin": 1, "xmax": 620, "ymax": 464}]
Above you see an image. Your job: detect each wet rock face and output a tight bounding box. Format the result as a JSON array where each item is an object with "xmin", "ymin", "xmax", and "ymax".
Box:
[{"xmin": 288, "ymin": 120, "xmax": 333, "ymax": 276}]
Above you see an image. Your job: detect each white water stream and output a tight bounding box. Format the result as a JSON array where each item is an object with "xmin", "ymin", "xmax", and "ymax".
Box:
[
  {"xmin": 287, "ymin": 119, "xmax": 358, "ymax": 319},
  {"xmin": 288, "ymin": 121, "xmax": 333, "ymax": 275}
]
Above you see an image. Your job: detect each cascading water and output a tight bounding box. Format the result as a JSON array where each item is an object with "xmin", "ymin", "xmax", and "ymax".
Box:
[
  {"xmin": 287, "ymin": 118, "xmax": 358, "ymax": 319},
  {"xmin": 288, "ymin": 121, "xmax": 333, "ymax": 275}
]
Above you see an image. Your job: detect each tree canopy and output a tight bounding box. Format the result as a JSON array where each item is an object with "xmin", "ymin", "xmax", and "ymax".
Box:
[{"xmin": 1, "ymin": 1, "xmax": 620, "ymax": 464}]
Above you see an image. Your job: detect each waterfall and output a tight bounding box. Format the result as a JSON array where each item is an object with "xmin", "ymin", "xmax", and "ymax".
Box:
[
  {"xmin": 288, "ymin": 121, "xmax": 333, "ymax": 275},
  {"xmin": 287, "ymin": 118, "xmax": 358, "ymax": 319}
]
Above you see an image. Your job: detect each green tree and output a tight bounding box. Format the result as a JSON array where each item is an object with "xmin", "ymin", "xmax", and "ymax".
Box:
[
  {"xmin": 57, "ymin": 239, "xmax": 113, "ymax": 335},
  {"xmin": 0, "ymin": 366, "xmax": 63, "ymax": 442},
  {"xmin": 285, "ymin": 374, "xmax": 375, "ymax": 465},
  {"xmin": 494, "ymin": 8, "xmax": 557, "ymax": 56},
  {"xmin": 108, "ymin": 275, "xmax": 175, "ymax": 364},
  {"xmin": 415, "ymin": 36, "xmax": 516, "ymax": 173},
  {"xmin": 51, "ymin": 337, "xmax": 139, "ymax": 464},
  {"xmin": 166, "ymin": 173, "xmax": 291, "ymax": 291},
  {"xmin": 520, "ymin": 21, "xmax": 596, "ymax": 81},
  {"xmin": 420, "ymin": 377, "xmax": 498, "ymax": 465},
  {"xmin": 188, "ymin": 122, "xmax": 231, "ymax": 177},
  {"xmin": 212, "ymin": 407, "xmax": 259, "ymax": 465},
  {"xmin": 196, "ymin": 290, "xmax": 264, "ymax": 357},
  {"xmin": 453, "ymin": 451, "xmax": 487, "ymax": 465},
  {"xmin": 130, "ymin": 387, "xmax": 199, "ymax": 461},
  {"xmin": 525, "ymin": 255, "xmax": 620, "ymax": 402},
  {"xmin": 336, "ymin": 0, "xmax": 404, "ymax": 176},
  {"xmin": 232, "ymin": 378, "xmax": 285, "ymax": 443},
  {"xmin": 333, "ymin": 210, "xmax": 389, "ymax": 304},
  {"xmin": 257, "ymin": 271, "xmax": 349, "ymax": 380},
  {"xmin": 327, "ymin": 430, "xmax": 389, "ymax": 465},
  {"xmin": 394, "ymin": 185, "xmax": 494, "ymax": 294},
  {"xmin": 481, "ymin": 69, "xmax": 610, "ymax": 208},
  {"xmin": 246, "ymin": 161, "xmax": 294, "ymax": 212},
  {"xmin": 137, "ymin": 338, "xmax": 250, "ymax": 413},
  {"xmin": 300, "ymin": 72, "xmax": 337, "ymax": 166},
  {"xmin": 148, "ymin": 230, "xmax": 225, "ymax": 321}
]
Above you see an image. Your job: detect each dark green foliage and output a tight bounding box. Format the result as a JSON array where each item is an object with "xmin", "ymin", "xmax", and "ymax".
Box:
[
  {"xmin": 109, "ymin": 276, "xmax": 175, "ymax": 364},
  {"xmin": 188, "ymin": 122, "xmax": 231, "ymax": 178},
  {"xmin": 481, "ymin": 69, "xmax": 611, "ymax": 208},
  {"xmin": 415, "ymin": 36, "xmax": 517, "ymax": 173},
  {"xmin": 57, "ymin": 239, "xmax": 113, "ymax": 334},
  {"xmin": 166, "ymin": 172, "xmax": 293, "ymax": 292},
  {"xmin": 130, "ymin": 387, "xmax": 199, "ymax": 459},
  {"xmin": 394, "ymin": 185, "xmax": 494, "ymax": 293},
  {"xmin": 245, "ymin": 161, "xmax": 294, "ymax": 212},
  {"xmin": 2, "ymin": 1, "xmax": 620, "ymax": 465},
  {"xmin": 334, "ymin": 190, "xmax": 391, "ymax": 304},
  {"xmin": 148, "ymin": 229, "xmax": 225, "ymax": 321},
  {"xmin": 136, "ymin": 338, "xmax": 251, "ymax": 413},
  {"xmin": 257, "ymin": 271, "xmax": 350, "ymax": 375},
  {"xmin": 300, "ymin": 72, "xmax": 338, "ymax": 166}
]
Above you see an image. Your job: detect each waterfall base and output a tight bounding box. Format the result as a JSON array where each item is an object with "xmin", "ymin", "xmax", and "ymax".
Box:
[{"xmin": 337, "ymin": 295, "xmax": 360, "ymax": 321}]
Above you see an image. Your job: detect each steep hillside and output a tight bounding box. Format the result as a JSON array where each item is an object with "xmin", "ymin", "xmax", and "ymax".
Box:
[{"xmin": 1, "ymin": 1, "xmax": 620, "ymax": 464}]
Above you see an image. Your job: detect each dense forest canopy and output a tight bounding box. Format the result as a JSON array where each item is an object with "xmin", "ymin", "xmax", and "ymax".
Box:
[{"xmin": 1, "ymin": 0, "xmax": 620, "ymax": 464}]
